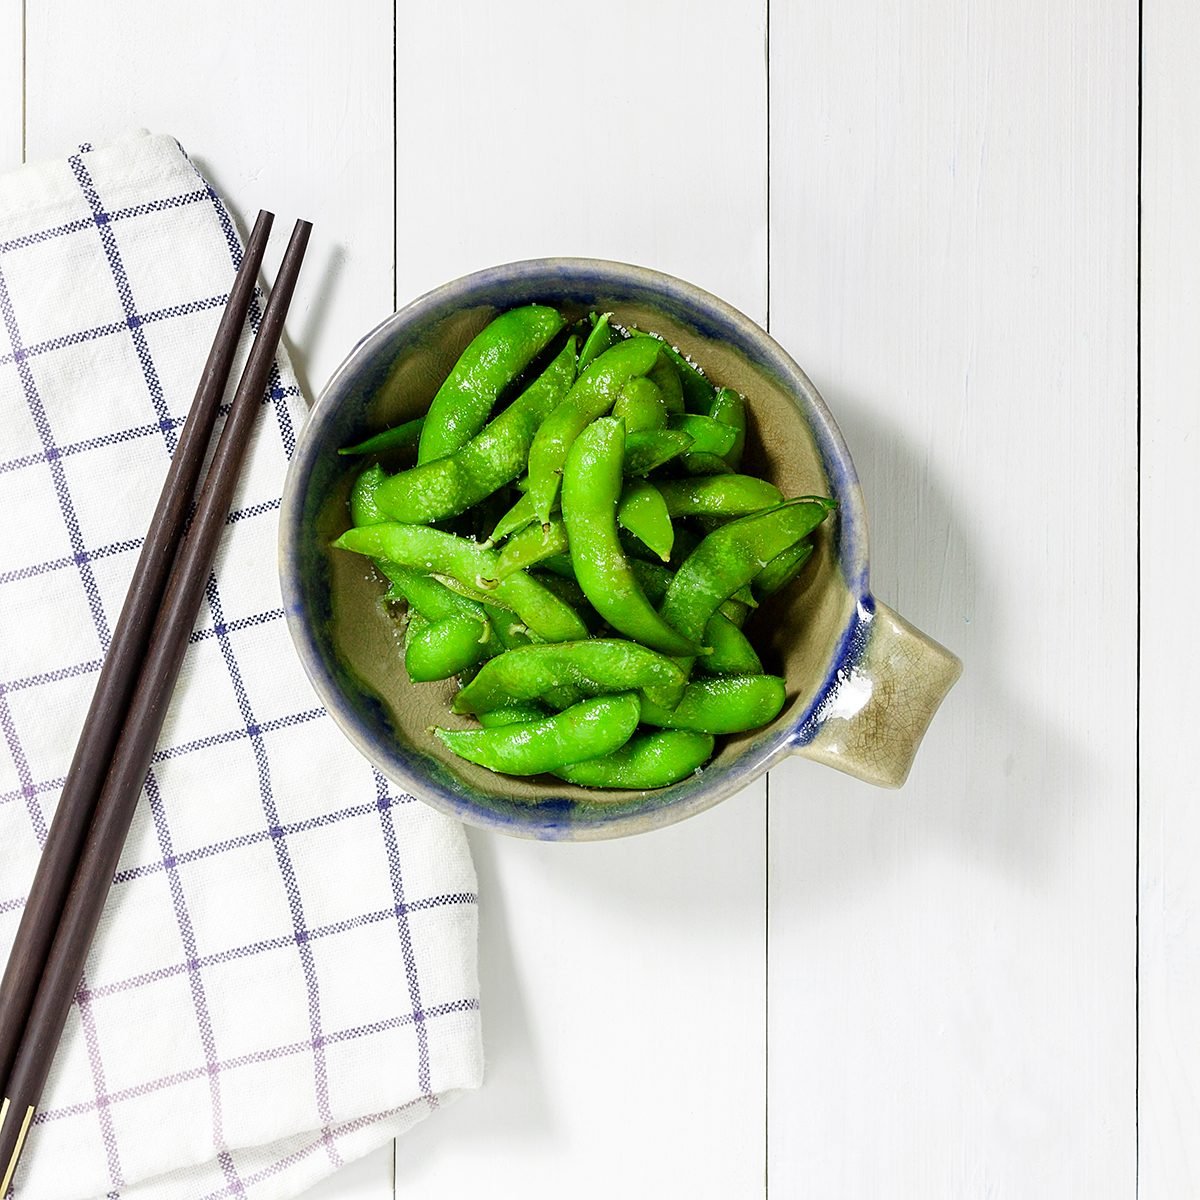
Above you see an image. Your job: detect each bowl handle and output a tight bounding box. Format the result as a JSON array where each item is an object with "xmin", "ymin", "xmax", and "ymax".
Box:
[{"xmin": 791, "ymin": 601, "xmax": 962, "ymax": 788}]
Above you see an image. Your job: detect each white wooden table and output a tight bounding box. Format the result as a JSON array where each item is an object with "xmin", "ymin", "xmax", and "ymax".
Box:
[{"xmin": 2, "ymin": 1, "xmax": 1192, "ymax": 1196}]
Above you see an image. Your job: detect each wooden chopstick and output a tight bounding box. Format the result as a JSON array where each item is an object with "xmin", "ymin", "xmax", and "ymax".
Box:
[
  {"xmin": 0, "ymin": 218, "xmax": 312, "ymax": 1192},
  {"xmin": 0, "ymin": 208, "xmax": 274, "ymax": 1095}
]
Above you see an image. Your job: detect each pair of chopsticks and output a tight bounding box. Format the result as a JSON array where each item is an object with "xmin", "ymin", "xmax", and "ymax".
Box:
[{"xmin": 0, "ymin": 211, "xmax": 311, "ymax": 1191}]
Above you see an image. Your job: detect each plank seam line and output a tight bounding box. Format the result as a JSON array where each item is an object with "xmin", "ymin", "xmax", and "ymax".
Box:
[
  {"xmin": 1135, "ymin": 0, "xmax": 1143, "ymax": 1190},
  {"xmin": 20, "ymin": 0, "xmax": 27, "ymax": 163}
]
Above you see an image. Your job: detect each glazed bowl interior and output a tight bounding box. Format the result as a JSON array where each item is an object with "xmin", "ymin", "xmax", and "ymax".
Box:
[{"xmin": 281, "ymin": 259, "xmax": 868, "ymax": 840}]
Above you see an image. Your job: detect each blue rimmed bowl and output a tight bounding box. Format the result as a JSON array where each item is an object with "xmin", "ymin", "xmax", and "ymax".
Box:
[{"xmin": 279, "ymin": 259, "xmax": 960, "ymax": 840}]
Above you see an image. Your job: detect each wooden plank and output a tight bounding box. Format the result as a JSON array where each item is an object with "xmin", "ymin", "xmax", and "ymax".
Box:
[
  {"xmin": 22, "ymin": 5, "xmax": 398, "ymax": 1199},
  {"xmin": 1139, "ymin": 0, "xmax": 1200, "ymax": 1193},
  {"xmin": 394, "ymin": 1, "xmax": 767, "ymax": 320},
  {"xmin": 393, "ymin": 3, "xmax": 768, "ymax": 1197},
  {"xmin": 0, "ymin": 1, "xmax": 21, "ymax": 170},
  {"xmin": 767, "ymin": 1, "xmax": 1138, "ymax": 1196},
  {"xmin": 24, "ymin": 0, "xmax": 395, "ymax": 396}
]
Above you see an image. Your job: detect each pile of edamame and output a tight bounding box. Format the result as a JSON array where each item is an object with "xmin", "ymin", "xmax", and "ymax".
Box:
[{"xmin": 333, "ymin": 305, "xmax": 835, "ymax": 791}]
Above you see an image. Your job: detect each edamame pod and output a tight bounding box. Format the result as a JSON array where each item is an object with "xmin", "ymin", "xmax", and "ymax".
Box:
[
  {"xmin": 660, "ymin": 499, "xmax": 836, "ymax": 646},
  {"xmin": 435, "ymin": 693, "xmax": 641, "ymax": 775},
  {"xmin": 418, "ymin": 305, "xmax": 565, "ymax": 464},
  {"xmin": 350, "ymin": 462, "xmax": 389, "ymax": 527},
  {"xmin": 554, "ymin": 731, "xmax": 715, "ymax": 789},
  {"xmin": 379, "ymin": 559, "xmax": 485, "ymax": 618},
  {"xmin": 708, "ymin": 387, "xmax": 746, "ymax": 468},
  {"xmin": 494, "ymin": 517, "xmax": 569, "ymax": 580},
  {"xmin": 656, "ymin": 476, "xmax": 783, "ymax": 519},
  {"xmin": 354, "ymin": 466, "xmax": 510, "ymax": 651},
  {"xmin": 527, "ymin": 336, "xmax": 660, "ymax": 522},
  {"xmin": 697, "ymin": 612, "xmax": 763, "ymax": 675},
  {"xmin": 377, "ymin": 338, "xmax": 576, "ymax": 523},
  {"xmin": 561, "ymin": 418, "xmax": 700, "ymax": 656},
  {"xmin": 334, "ymin": 523, "xmax": 588, "ymax": 642},
  {"xmin": 623, "ymin": 429, "xmax": 694, "ymax": 476},
  {"xmin": 680, "ymin": 452, "xmax": 734, "ymax": 476},
  {"xmin": 340, "ymin": 415, "xmax": 425, "ymax": 457},
  {"xmin": 640, "ymin": 675, "xmax": 787, "ymax": 733},
  {"xmin": 405, "ymin": 613, "xmax": 491, "ymax": 681},
  {"xmin": 631, "ymin": 333, "xmax": 715, "ymax": 411},
  {"xmin": 617, "ymin": 482, "xmax": 673, "ymax": 562},
  {"xmin": 671, "ymin": 413, "xmax": 740, "ymax": 459},
  {"xmin": 612, "ymin": 376, "xmax": 667, "ymax": 433},
  {"xmin": 754, "ymin": 539, "xmax": 815, "ymax": 598},
  {"xmin": 578, "ymin": 312, "xmax": 617, "ymax": 372},
  {"xmin": 719, "ymin": 597, "xmax": 751, "ymax": 628},
  {"xmin": 624, "ymin": 563, "xmax": 759, "ymax": 672},
  {"xmin": 647, "ymin": 354, "xmax": 685, "ymax": 414},
  {"xmin": 453, "ymin": 639, "xmax": 689, "ymax": 714},
  {"xmin": 477, "ymin": 703, "xmax": 548, "ymax": 728},
  {"xmin": 489, "ymin": 490, "xmax": 538, "ymax": 544},
  {"xmin": 630, "ymin": 559, "xmax": 673, "ymax": 603}
]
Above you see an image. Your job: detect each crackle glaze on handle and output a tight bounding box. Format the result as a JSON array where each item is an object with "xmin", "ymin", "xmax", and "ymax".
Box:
[{"xmin": 792, "ymin": 601, "xmax": 962, "ymax": 788}]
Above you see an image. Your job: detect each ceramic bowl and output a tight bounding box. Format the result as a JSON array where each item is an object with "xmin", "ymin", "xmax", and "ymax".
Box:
[{"xmin": 279, "ymin": 259, "xmax": 961, "ymax": 840}]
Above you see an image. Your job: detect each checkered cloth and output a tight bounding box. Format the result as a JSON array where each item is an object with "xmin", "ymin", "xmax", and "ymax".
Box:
[{"xmin": 0, "ymin": 133, "xmax": 482, "ymax": 1200}]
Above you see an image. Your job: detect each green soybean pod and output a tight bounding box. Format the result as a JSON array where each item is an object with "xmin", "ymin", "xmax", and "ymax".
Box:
[
  {"xmin": 494, "ymin": 517, "xmax": 569, "ymax": 580},
  {"xmin": 639, "ymin": 675, "xmax": 787, "ymax": 734},
  {"xmin": 527, "ymin": 336, "xmax": 661, "ymax": 523},
  {"xmin": 631, "ymin": 333, "xmax": 714, "ymax": 411},
  {"xmin": 671, "ymin": 413, "xmax": 740, "ymax": 459},
  {"xmin": 403, "ymin": 609, "xmax": 428, "ymax": 655},
  {"xmin": 405, "ymin": 613, "xmax": 491, "ymax": 682},
  {"xmin": 484, "ymin": 603, "xmax": 533, "ymax": 650},
  {"xmin": 554, "ymin": 731, "xmax": 715, "ymax": 789},
  {"xmin": 377, "ymin": 337, "xmax": 576, "ymax": 523},
  {"xmin": 659, "ymin": 499, "xmax": 836, "ymax": 646},
  {"xmin": 680, "ymin": 453, "xmax": 734, "ymax": 477},
  {"xmin": 647, "ymin": 353, "xmax": 685, "ymax": 415},
  {"xmin": 656, "ymin": 476, "xmax": 783, "ymax": 519},
  {"xmin": 378, "ymin": 558, "xmax": 478, "ymax": 617},
  {"xmin": 489, "ymin": 490, "xmax": 538, "ymax": 544},
  {"xmin": 754, "ymin": 539, "xmax": 815, "ymax": 598},
  {"xmin": 719, "ymin": 597, "xmax": 751, "ymax": 628},
  {"xmin": 339, "ymin": 415, "xmax": 425, "ymax": 457},
  {"xmin": 623, "ymin": 429, "xmax": 694, "ymax": 476},
  {"xmin": 578, "ymin": 312, "xmax": 617, "ymax": 372},
  {"xmin": 352, "ymin": 465, "xmax": 507, "ymax": 649},
  {"xmin": 708, "ymin": 387, "xmax": 746, "ymax": 468},
  {"xmin": 630, "ymin": 559, "xmax": 673, "ymax": 603},
  {"xmin": 477, "ymin": 703, "xmax": 548, "ymax": 728},
  {"xmin": 334, "ymin": 523, "xmax": 588, "ymax": 642},
  {"xmin": 561, "ymin": 418, "xmax": 700, "ymax": 656},
  {"xmin": 418, "ymin": 304, "xmax": 566, "ymax": 464},
  {"xmin": 616, "ymin": 482, "xmax": 673, "ymax": 562},
  {"xmin": 612, "ymin": 376, "xmax": 667, "ymax": 433},
  {"xmin": 697, "ymin": 612, "xmax": 763, "ymax": 676},
  {"xmin": 349, "ymin": 462, "xmax": 389, "ymax": 526},
  {"xmin": 430, "ymin": 571, "xmax": 517, "ymax": 611},
  {"xmin": 434, "ymin": 693, "xmax": 641, "ymax": 775},
  {"xmin": 453, "ymin": 639, "xmax": 688, "ymax": 714}
]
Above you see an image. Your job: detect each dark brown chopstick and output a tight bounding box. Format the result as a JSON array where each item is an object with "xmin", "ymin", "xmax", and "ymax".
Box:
[
  {"xmin": 0, "ymin": 209, "xmax": 274, "ymax": 1094},
  {"xmin": 0, "ymin": 218, "xmax": 311, "ymax": 1193}
]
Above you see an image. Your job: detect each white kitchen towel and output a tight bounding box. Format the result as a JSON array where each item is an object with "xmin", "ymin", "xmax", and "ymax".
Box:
[{"xmin": 0, "ymin": 133, "xmax": 482, "ymax": 1200}]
